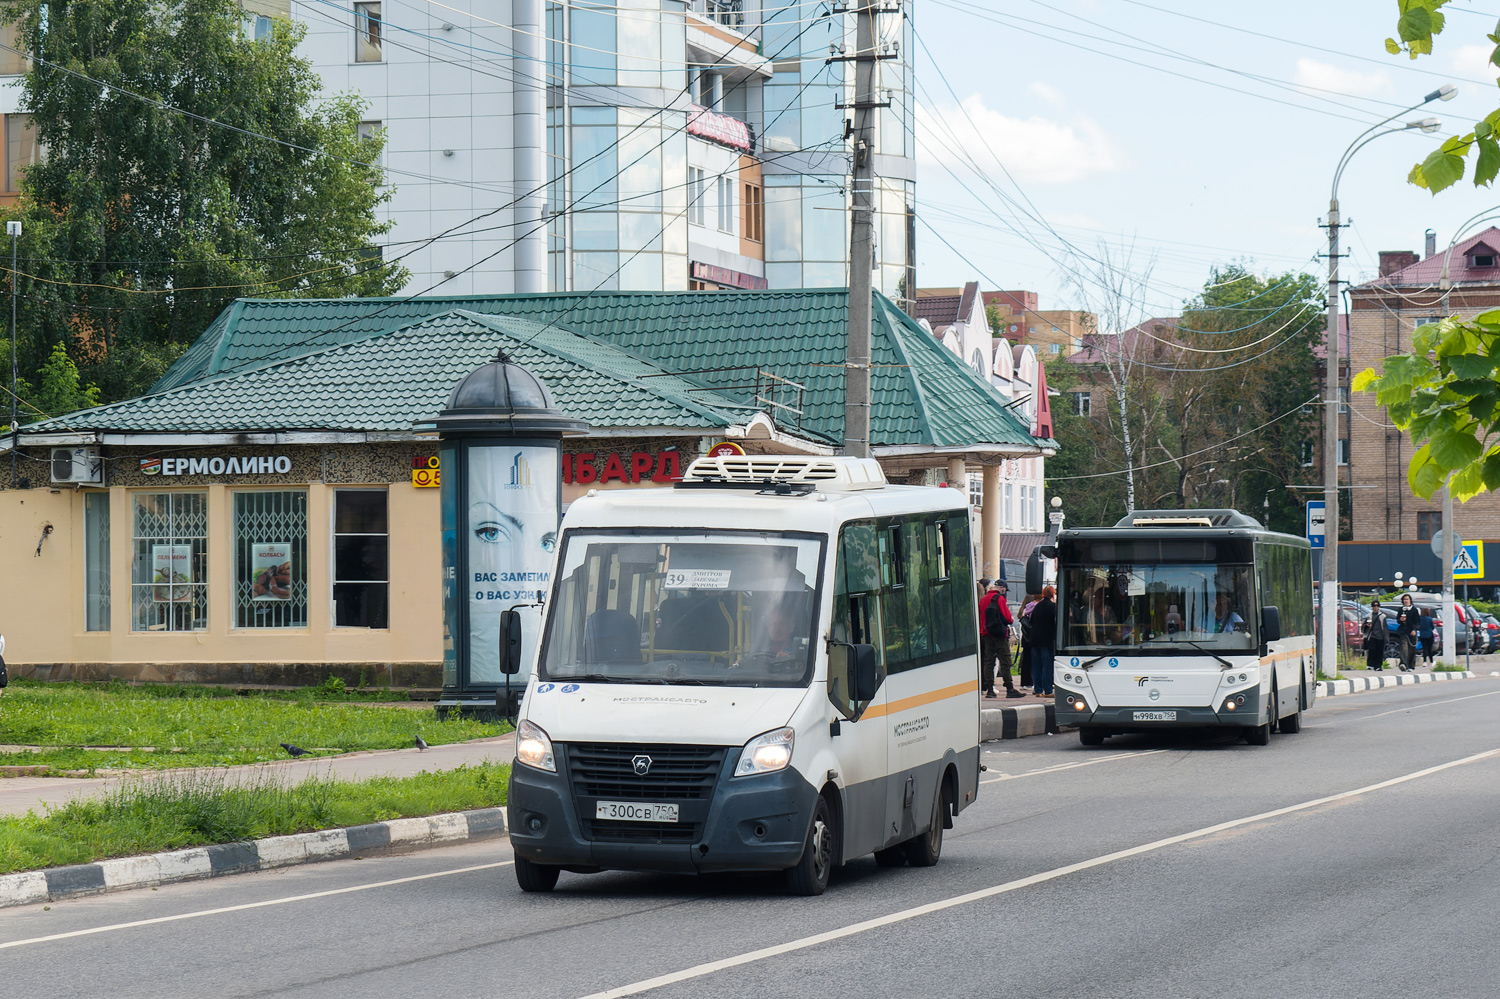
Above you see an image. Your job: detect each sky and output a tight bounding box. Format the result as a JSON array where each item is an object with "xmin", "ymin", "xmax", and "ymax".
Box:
[{"xmin": 912, "ymin": 0, "xmax": 1500, "ymax": 327}]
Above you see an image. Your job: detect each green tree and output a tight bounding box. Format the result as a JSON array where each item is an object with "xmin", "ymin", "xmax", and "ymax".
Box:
[
  {"xmin": 1, "ymin": 0, "xmax": 408, "ymax": 408},
  {"xmin": 28, "ymin": 341, "xmax": 101, "ymax": 416},
  {"xmin": 1384, "ymin": 0, "xmax": 1500, "ymax": 193}
]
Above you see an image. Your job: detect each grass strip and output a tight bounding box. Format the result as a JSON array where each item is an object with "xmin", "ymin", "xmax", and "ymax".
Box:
[
  {"xmin": 0, "ymin": 680, "xmax": 501, "ymax": 772},
  {"xmin": 0, "ymin": 762, "xmax": 510, "ymax": 874}
]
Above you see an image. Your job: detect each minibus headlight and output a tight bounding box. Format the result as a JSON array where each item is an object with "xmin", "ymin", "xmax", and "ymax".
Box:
[
  {"xmin": 516, "ymin": 719, "xmax": 556, "ymax": 773},
  {"xmin": 734, "ymin": 727, "xmax": 795, "ymax": 777}
]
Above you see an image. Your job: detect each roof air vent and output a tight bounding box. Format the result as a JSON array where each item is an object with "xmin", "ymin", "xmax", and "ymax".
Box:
[{"xmin": 681, "ymin": 454, "xmax": 887, "ymax": 491}]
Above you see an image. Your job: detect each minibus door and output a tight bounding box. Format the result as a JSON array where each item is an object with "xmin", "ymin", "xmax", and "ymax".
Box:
[{"xmin": 826, "ymin": 635, "xmax": 887, "ymax": 860}]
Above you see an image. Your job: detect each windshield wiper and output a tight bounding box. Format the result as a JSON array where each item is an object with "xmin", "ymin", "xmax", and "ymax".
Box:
[
  {"xmin": 562, "ymin": 672, "xmax": 638, "ymax": 684},
  {"xmin": 1160, "ymin": 638, "xmax": 1235, "ymax": 669},
  {"xmin": 1077, "ymin": 655, "xmax": 1109, "ymax": 671}
]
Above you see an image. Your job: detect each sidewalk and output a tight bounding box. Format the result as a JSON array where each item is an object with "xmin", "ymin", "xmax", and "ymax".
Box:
[{"xmin": 0, "ymin": 733, "xmax": 517, "ymax": 819}]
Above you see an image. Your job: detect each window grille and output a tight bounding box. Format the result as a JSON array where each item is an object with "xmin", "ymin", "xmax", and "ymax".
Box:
[
  {"xmin": 233, "ymin": 490, "xmax": 309, "ymax": 629},
  {"xmin": 132, "ymin": 492, "xmax": 209, "ymax": 632}
]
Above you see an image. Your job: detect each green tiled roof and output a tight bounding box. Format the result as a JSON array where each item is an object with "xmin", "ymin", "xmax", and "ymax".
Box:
[
  {"xmin": 25, "ymin": 312, "xmax": 762, "ymax": 435},
  {"xmin": 141, "ymin": 290, "xmax": 1048, "ymax": 450}
]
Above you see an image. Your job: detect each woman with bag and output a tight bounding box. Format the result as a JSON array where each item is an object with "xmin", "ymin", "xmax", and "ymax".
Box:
[
  {"xmin": 1018, "ymin": 593, "xmax": 1038, "ymax": 689},
  {"xmin": 1395, "ymin": 593, "xmax": 1419, "ymax": 671}
]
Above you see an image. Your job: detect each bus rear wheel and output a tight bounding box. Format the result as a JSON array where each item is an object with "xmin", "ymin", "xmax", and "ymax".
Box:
[
  {"xmin": 904, "ymin": 781, "xmax": 951, "ymax": 868},
  {"xmin": 1079, "ymin": 727, "xmax": 1105, "ymax": 747}
]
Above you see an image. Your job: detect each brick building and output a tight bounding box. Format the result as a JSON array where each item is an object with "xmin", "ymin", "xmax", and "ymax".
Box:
[{"xmin": 1346, "ymin": 228, "xmax": 1500, "ymax": 587}]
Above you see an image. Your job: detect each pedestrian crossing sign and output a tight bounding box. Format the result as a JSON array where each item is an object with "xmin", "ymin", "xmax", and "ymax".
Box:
[{"xmin": 1454, "ymin": 541, "xmax": 1484, "ymax": 579}]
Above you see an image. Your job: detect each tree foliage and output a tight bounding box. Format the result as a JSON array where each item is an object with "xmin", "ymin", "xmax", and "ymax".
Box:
[
  {"xmin": 1353, "ymin": 313, "xmax": 1500, "ymax": 502},
  {"xmin": 1385, "ymin": 0, "xmax": 1500, "ymax": 193},
  {"xmin": 1, "ymin": 0, "xmax": 408, "ymax": 410},
  {"xmin": 1047, "ymin": 266, "xmax": 1324, "ymax": 536}
]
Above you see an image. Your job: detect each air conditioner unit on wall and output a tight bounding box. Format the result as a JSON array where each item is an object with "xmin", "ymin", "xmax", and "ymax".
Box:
[{"xmin": 50, "ymin": 446, "xmax": 103, "ymax": 485}]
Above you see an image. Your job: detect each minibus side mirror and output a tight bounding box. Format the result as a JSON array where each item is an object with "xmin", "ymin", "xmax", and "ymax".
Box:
[
  {"xmin": 499, "ymin": 609, "xmax": 524, "ymax": 675},
  {"xmin": 1261, "ymin": 605, "xmax": 1281, "ymax": 645},
  {"xmin": 850, "ymin": 643, "xmax": 880, "ymax": 701}
]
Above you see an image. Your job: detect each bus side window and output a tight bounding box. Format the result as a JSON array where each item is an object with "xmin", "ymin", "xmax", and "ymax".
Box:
[{"xmin": 830, "ymin": 522, "xmax": 884, "ymax": 720}]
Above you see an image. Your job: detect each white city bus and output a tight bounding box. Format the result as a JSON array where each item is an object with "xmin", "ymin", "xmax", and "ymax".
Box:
[
  {"xmin": 1046, "ymin": 509, "xmax": 1315, "ymax": 747},
  {"xmin": 504, "ymin": 455, "xmax": 981, "ymax": 895}
]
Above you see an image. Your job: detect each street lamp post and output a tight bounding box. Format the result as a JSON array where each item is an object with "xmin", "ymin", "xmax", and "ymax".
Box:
[{"xmin": 1320, "ymin": 87, "xmax": 1453, "ymax": 682}]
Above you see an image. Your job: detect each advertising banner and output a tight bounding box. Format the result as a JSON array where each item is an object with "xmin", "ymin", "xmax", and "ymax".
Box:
[
  {"xmin": 251, "ymin": 543, "xmax": 293, "ymax": 601},
  {"xmin": 151, "ymin": 545, "xmax": 193, "ymax": 602},
  {"xmin": 467, "ymin": 444, "xmax": 560, "ymax": 684}
]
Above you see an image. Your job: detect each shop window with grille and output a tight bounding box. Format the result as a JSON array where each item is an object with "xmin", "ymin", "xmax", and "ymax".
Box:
[
  {"xmin": 233, "ymin": 490, "xmax": 308, "ymax": 629},
  {"xmin": 132, "ymin": 492, "xmax": 209, "ymax": 632},
  {"xmin": 334, "ymin": 489, "xmax": 389, "ymax": 628}
]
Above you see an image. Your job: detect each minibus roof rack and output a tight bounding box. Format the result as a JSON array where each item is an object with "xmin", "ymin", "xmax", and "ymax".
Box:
[
  {"xmin": 678, "ymin": 454, "xmax": 887, "ymax": 492},
  {"xmin": 1114, "ymin": 508, "xmax": 1263, "ymax": 529}
]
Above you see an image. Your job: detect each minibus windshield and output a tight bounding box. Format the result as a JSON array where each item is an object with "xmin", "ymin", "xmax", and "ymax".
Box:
[
  {"xmin": 539, "ymin": 531, "xmax": 824, "ymax": 687},
  {"xmin": 1060, "ymin": 562, "xmax": 1256, "ymax": 652}
]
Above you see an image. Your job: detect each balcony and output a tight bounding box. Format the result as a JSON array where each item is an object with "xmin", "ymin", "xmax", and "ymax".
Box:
[
  {"xmin": 689, "ymin": 0, "xmax": 745, "ymax": 30},
  {"xmin": 685, "ymin": 0, "xmax": 769, "ymax": 84}
]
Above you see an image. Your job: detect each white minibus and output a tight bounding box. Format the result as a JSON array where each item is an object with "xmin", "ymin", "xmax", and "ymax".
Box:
[{"xmin": 504, "ymin": 455, "xmax": 981, "ymax": 895}]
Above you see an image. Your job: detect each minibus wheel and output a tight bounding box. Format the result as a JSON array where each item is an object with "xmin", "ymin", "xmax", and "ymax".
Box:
[
  {"xmin": 903, "ymin": 781, "xmax": 951, "ymax": 868},
  {"xmin": 514, "ymin": 856, "xmax": 561, "ymax": 893},
  {"xmin": 1079, "ymin": 727, "xmax": 1105, "ymax": 747},
  {"xmin": 785, "ymin": 796, "xmax": 836, "ymax": 896}
]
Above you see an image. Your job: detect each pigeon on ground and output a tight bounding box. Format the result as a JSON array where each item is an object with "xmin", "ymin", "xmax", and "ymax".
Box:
[
  {"xmin": 415, "ymin": 735, "xmax": 429, "ymax": 751},
  {"xmin": 280, "ymin": 742, "xmax": 310, "ymax": 757}
]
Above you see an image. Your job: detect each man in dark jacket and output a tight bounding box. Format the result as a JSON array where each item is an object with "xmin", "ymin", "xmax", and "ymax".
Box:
[
  {"xmin": 979, "ymin": 581, "xmax": 1023, "ymax": 698},
  {"xmin": 1029, "ymin": 586, "xmax": 1058, "ymax": 697}
]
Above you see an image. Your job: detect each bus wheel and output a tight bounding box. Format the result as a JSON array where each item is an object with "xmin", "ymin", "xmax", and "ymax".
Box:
[
  {"xmin": 1079, "ymin": 727, "xmax": 1105, "ymax": 747},
  {"xmin": 1280, "ymin": 681, "xmax": 1304, "ymax": 734},
  {"xmin": 786, "ymin": 796, "xmax": 836, "ymax": 896},
  {"xmin": 873, "ymin": 846, "xmax": 907, "ymax": 867},
  {"xmin": 1245, "ymin": 687, "xmax": 1273, "ymax": 746},
  {"xmin": 514, "ymin": 856, "xmax": 561, "ymax": 893},
  {"xmin": 904, "ymin": 781, "xmax": 951, "ymax": 868}
]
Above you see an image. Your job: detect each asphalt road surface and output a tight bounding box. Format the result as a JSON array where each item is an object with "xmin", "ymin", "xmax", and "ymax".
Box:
[{"xmin": 4, "ymin": 678, "xmax": 1498, "ymax": 999}]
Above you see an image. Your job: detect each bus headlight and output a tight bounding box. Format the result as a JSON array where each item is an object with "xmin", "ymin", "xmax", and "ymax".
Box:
[
  {"xmin": 734, "ymin": 727, "xmax": 795, "ymax": 777},
  {"xmin": 515, "ymin": 719, "xmax": 556, "ymax": 773}
]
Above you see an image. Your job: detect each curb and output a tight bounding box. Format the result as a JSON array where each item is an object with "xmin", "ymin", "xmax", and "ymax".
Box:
[
  {"xmin": 0, "ymin": 806, "xmax": 508, "ymax": 910},
  {"xmin": 1316, "ymin": 670, "xmax": 1478, "ymax": 697},
  {"xmin": 981, "ymin": 703, "xmax": 1062, "ymax": 742}
]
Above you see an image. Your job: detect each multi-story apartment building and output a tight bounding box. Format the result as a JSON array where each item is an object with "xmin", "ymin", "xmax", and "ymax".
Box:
[
  {"xmin": 1347, "ymin": 229, "xmax": 1500, "ymax": 546},
  {"xmin": 916, "ymin": 286, "xmax": 1092, "ymax": 358},
  {"xmin": 0, "ymin": 18, "xmax": 35, "ymax": 209},
  {"xmin": 290, "ymin": 0, "xmax": 916, "ymax": 299}
]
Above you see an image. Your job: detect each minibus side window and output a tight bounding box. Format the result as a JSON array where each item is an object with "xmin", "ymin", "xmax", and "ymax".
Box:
[
  {"xmin": 927, "ymin": 518, "xmax": 955, "ymax": 652},
  {"xmin": 830, "ymin": 521, "xmax": 884, "ymax": 720},
  {"xmin": 880, "ymin": 520, "xmax": 912, "ymax": 672},
  {"xmin": 903, "ymin": 520, "xmax": 931, "ymax": 661}
]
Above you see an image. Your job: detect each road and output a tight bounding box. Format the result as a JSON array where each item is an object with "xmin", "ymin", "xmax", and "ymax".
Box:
[{"xmin": 3, "ymin": 678, "xmax": 1498, "ymax": 999}]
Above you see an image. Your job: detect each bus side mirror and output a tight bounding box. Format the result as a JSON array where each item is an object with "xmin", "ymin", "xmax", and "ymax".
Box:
[
  {"xmin": 850, "ymin": 643, "xmax": 880, "ymax": 701},
  {"xmin": 499, "ymin": 609, "xmax": 523, "ymax": 675},
  {"xmin": 1025, "ymin": 551, "xmax": 1046, "ymax": 594},
  {"xmin": 1261, "ymin": 606, "xmax": 1281, "ymax": 644}
]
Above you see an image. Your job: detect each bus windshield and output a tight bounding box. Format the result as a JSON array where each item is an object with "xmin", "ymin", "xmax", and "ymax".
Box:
[
  {"xmin": 1061, "ymin": 563, "xmax": 1256, "ymax": 652},
  {"xmin": 539, "ymin": 531, "xmax": 824, "ymax": 687}
]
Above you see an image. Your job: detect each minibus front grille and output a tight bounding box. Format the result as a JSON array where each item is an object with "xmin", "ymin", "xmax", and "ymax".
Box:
[
  {"xmin": 579, "ymin": 819, "xmax": 700, "ymax": 844},
  {"xmin": 564, "ymin": 742, "xmax": 725, "ymax": 801}
]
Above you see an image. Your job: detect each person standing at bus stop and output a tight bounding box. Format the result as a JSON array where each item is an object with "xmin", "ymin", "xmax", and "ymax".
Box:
[
  {"xmin": 1029, "ymin": 586, "xmax": 1057, "ymax": 697},
  {"xmin": 1396, "ymin": 592, "xmax": 1419, "ymax": 671},
  {"xmin": 979, "ymin": 581, "xmax": 1023, "ymax": 698},
  {"xmin": 1364, "ymin": 601, "xmax": 1386, "ymax": 671}
]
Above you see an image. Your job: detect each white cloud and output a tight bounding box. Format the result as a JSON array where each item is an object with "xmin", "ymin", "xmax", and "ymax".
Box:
[
  {"xmin": 1292, "ymin": 58, "xmax": 1391, "ymax": 98},
  {"xmin": 1450, "ymin": 43, "xmax": 1498, "ymax": 81},
  {"xmin": 916, "ymin": 93, "xmax": 1124, "ymax": 185},
  {"xmin": 1026, "ymin": 82, "xmax": 1066, "ymax": 107}
]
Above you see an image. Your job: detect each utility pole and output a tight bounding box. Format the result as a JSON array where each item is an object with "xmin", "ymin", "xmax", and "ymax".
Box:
[
  {"xmin": 841, "ymin": 0, "xmax": 890, "ymax": 458},
  {"xmin": 8, "ymin": 219, "xmax": 18, "ymax": 489},
  {"xmin": 1320, "ymin": 199, "xmax": 1342, "ymax": 680},
  {"xmin": 1440, "ymin": 274, "xmax": 1456, "ymax": 667}
]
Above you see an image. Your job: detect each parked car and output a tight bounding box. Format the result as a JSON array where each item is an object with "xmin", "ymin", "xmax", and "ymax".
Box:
[{"xmin": 1340, "ymin": 604, "xmax": 1365, "ymax": 651}]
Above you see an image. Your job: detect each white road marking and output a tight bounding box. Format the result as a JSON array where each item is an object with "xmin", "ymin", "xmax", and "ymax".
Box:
[
  {"xmin": 0, "ymin": 861, "xmax": 514, "ymax": 951},
  {"xmin": 1354, "ymin": 688, "xmax": 1500, "ymax": 721},
  {"xmin": 577, "ymin": 747, "xmax": 1500, "ymax": 999},
  {"xmin": 981, "ymin": 749, "xmax": 1168, "ymax": 783}
]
